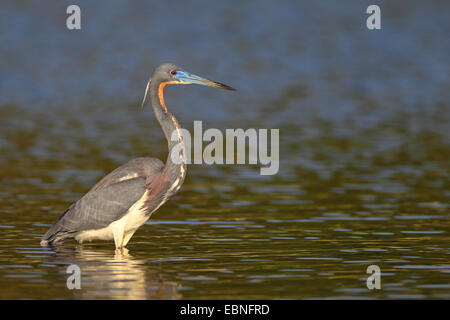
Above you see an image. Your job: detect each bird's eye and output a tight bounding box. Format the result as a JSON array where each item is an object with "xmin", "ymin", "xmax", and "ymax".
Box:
[{"xmin": 170, "ymin": 70, "xmax": 177, "ymax": 76}]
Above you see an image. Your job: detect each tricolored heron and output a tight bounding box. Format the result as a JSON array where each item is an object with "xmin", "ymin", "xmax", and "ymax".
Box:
[{"xmin": 41, "ymin": 63, "xmax": 235, "ymax": 250}]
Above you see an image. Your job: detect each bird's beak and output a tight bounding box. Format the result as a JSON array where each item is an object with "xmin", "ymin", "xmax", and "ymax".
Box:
[{"xmin": 176, "ymin": 71, "xmax": 236, "ymax": 91}]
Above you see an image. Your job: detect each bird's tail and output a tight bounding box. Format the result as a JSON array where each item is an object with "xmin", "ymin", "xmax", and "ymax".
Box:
[
  {"xmin": 40, "ymin": 229, "xmax": 75, "ymax": 246},
  {"xmin": 40, "ymin": 207, "xmax": 76, "ymax": 246}
]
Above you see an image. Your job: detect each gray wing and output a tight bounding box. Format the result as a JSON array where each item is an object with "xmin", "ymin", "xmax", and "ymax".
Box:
[
  {"xmin": 56, "ymin": 177, "xmax": 147, "ymax": 232},
  {"xmin": 88, "ymin": 157, "xmax": 164, "ymax": 192},
  {"xmin": 42, "ymin": 157, "xmax": 164, "ymax": 241}
]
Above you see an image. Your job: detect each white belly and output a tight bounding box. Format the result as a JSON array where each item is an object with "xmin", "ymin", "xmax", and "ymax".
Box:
[{"xmin": 74, "ymin": 190, "xmax": 154, "ymax": 243}]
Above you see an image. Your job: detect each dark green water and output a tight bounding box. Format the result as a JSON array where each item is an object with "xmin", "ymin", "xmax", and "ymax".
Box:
[
  {"xmin": 0, "ymin": 1, "xmax": 449, "ymax": 299},
  {"xmin": 0, "ymin": 106, "xmax": 448, "ymax": 299}
]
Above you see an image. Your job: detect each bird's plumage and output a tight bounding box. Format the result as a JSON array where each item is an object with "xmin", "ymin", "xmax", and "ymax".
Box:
[
  {"xmin": 41, "ymin": 62, "xmax": 235, "ymax": 249},
  {"xmin": 41, "ymin": 157, "xmax": 163, "ymax": 244}
]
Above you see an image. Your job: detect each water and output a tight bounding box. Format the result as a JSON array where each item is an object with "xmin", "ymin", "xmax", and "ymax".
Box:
[{"xmin": 0, "ymin": 1, "xmax": 449, "ymax": 299}]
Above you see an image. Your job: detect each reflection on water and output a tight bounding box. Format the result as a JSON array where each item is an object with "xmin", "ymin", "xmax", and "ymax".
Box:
[
  {"xmin": 49, "ymin": 247, "xmax": 180, "ymax": 300},
  {"xmin": 0, "ymin": 245, "xmax": 180, "ymax": 300},
  {"xmin": 0, "ymin": 1, "xmax": 449, "ymax": 299}
]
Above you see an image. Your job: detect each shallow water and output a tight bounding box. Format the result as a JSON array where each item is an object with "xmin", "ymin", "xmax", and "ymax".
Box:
[{"xmin": 0, "ymin": 1, "xmax": 449, "ymax": 299}]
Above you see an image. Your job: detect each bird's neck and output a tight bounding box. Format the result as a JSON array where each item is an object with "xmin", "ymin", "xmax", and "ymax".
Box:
[{"xmin": 150, "ymin": 79, "xmax": 187, "ymax": 175}]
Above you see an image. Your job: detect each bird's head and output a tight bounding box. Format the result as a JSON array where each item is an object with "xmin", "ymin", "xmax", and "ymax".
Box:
[
  {"xmin": 142, "ymin": 63, "xmax": 236, "ymax": 109},
  {"xmin": 154, "ymin": 63, "xmax": 236, "ymax": 91}
]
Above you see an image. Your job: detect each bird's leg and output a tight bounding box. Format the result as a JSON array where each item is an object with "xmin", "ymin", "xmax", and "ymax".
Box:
[
  {"xmin": 114, "ymin": 247, "xmax": 129, "ymax": 258},
  {"xmin": 122, "ymin": 229, "xmax": 137, "ymax": 247},
  {"xmin": 112, "ymin": 222, "xmax": 125, "ymax": 249}
]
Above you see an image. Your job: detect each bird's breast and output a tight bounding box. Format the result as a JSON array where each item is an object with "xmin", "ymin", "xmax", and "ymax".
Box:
[{"xmin": 122, "ymin": 190, "xmax": 154, "ymax": 231}]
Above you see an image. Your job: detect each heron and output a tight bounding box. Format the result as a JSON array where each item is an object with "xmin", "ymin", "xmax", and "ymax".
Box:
[{"xmin": 41, "ymin": 63, "xmax": 236, "ymax": 250}]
